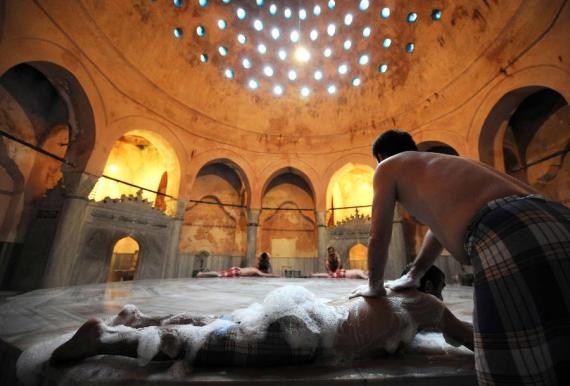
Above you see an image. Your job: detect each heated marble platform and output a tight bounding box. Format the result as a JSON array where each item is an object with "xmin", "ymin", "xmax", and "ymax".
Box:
[{"xmin": 0, "ymin": 278, "xmax": 476, "ymax": 385}]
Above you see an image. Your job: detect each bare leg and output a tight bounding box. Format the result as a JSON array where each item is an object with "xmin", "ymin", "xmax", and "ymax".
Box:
[
  {"xmin": 310, "ymin": 273, "xmax": 330, "ymax": 278},
  {"xmin": 51, "ymin": 319, "xmax": 186, "ymax": 365},
  {"xmin": 196, "ymin": 271, "xmax": 220, "ymax": 278},
  {"xmin": 107, "ymin": 304, "xmax": 172, "ymax": 327},
  {"xmin": 240, "ymin": 267, "xmax": 279, "ymax": 277},
  {"xmin": 345, "ymin": 270, "xmax": 369, "ymax": 279}
]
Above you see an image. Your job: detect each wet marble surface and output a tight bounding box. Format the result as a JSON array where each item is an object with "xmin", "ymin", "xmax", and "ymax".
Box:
[{"xmin": 1, "ymin": 278, "xmax": 476, "ymax": 385}]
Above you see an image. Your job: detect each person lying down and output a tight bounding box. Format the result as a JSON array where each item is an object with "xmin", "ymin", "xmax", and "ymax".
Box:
[{"xmin": 49, "ymin": 284, "xmax": 473, "ymax": 370}]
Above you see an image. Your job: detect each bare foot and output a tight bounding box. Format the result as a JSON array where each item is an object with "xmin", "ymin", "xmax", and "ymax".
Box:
[
  {"xmin": 51, "ymin": 318, "xmax": 104, "ymax": 364},
  {"xmin": 108, "ymin": 304, "xmax": 141, "ymax": 327},
  {"xmin": 385, "ymin": 272, "xmax": 421, "ymax": 291}
]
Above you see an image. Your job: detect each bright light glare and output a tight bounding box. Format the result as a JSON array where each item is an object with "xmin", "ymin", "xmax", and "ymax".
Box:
[
  {"xmin": 278, "ymin": 49, "xmax": 287, "ymax": 60},
  {"xmin": 271, "ymin": 27, "xmax": 280, "ymax": 39},
  {"xmin": 294, "ymin": 46, "xmax": 311, "ymax": 62},
  {"xmin": 310, "ymin": 29, "xmax": 318, "ymax": 41},
  {"xmin": 327, "ymin": 24, "xmax": 336, "ymax": 36},
  {"xmin": 338, "ymin": 64, "xmax": 348, "ymax": 74},
  {"xmin": 290, "ymin": 30, "xmax": 300, "ymax": 43},
  {"xmin": 273, "ymin": 84, "xmax": 283, "ymax": 95},
  {"xmin": 323, "ymin": 47, "xmax": 332, "ymax": 57},
  {"xmin": 253, "ymin": 19, "xmax": 263, "ymax": 31},
  {"xmin": 300, "ymin": 87, "xmax": 311, "ymax": 97},
  {"xmin": 327, "ymin": 84, "xmax": 337, "ymax": 94},
  {"xmin": 248, "ymin": 79, "xmax": 259, "ymax": 89},
  {"xmin": 288, "ymin": 70, "xmax": 297, "ymax": 81},
  {"xmin": 263, "ymin": 66, "xmax": 274, "ymax": 77},
  {"xmin": 344, "ymin": 14, "xmax": 353, "ymax": 25},
  {"xmin": 314, "ymin": 70, "xmax": 323, "ymax": 80}
]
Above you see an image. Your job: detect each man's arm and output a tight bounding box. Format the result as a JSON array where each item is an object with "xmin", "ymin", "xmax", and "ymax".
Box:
[
  {"xmin": 387, "ymin": 229, "xmax": 443, "ymax": 290},
  {"xmin": 350, "ymin": 163, "xmax": 396, "ymax": 298}
]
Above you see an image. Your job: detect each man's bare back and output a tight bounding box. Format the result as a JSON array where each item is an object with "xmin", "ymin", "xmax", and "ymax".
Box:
[{"xmin": 375, "ymin": 152, "xmax": 537, "ymax": 262}]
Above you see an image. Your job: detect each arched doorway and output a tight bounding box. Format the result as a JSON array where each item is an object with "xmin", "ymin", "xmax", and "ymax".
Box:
[
  {"xmin": 108, "ymin": 237, "xmax": 140, "ymax": 282},
  {"xmin": 349, "ymin": 243, "xmax": 368, "ymax": 270},
  {"xmin": 89, "ymin": 130, "xmax": 181, "ymax": 215},
  {"xmin": 326, "ymin": 163, "xmax": 375, "ymax": 226}
]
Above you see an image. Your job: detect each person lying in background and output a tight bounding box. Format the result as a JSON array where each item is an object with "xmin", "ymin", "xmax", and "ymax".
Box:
[
  {"xmin": 310, "ymin": 269, "xmax": 369, "ymax": 279},
  {"xmin": 197, "ymin": 252, "xmax": 278, "ymax": 278}
]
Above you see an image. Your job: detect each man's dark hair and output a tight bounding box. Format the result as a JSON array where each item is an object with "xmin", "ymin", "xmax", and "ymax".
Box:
[
  {"xmin": 402, "ymin": 264, "xmax": 446, "ymax": 300},
  {"xmin": 372, "ymin": 130, "xmax": 418, "ymax": 162}
]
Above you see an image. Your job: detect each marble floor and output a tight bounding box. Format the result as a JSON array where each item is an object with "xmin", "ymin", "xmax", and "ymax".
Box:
[{"xmin": 1, "ymin": 278, "xmax": 476, "ymax": 385}]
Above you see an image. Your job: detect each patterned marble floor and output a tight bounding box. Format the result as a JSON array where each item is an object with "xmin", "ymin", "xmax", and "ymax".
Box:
[{"xmin": 1, "ymin": 278, "xmax": 476, "ymax": 385}]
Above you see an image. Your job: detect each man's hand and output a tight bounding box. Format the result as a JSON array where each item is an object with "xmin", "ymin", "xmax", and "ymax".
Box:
[
  {"xmin": 349, "ymin": 284, "xmax": 387, "ymax": 299},
  {"xmin": 385, "ymin": 271, "xmax": 420, "ymax": 291}
]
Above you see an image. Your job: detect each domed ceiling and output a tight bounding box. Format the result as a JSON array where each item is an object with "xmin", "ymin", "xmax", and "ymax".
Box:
[{"xmin": 79, "ymin": 0, "xmax": 522, "ymax": 139}]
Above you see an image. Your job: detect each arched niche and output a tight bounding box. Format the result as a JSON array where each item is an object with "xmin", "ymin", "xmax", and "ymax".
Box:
[
  {"xmin": 479, "ymin": 87, "xmax": 569, "ymax": 204},
  {"xmin": 325, "ymin": 163, "xmax": 375, "ymax": 225},
  {"xmin": 107, "ymin": 236, "xmax": 140, "ymax": 282},
  {"xmin": 349, "ymin": 243, "xmax": 368, "ymax": 270},
  {"xmin": 89, "ymin": 130, "xmax": 181, "ymax": 215},
  {"xmin": 180, "ymin": 161, "xmax": 248, "ymax": 256},
  {"xmin": 259, "ymin": 169, "xmax": 317, "ymax": 260}
]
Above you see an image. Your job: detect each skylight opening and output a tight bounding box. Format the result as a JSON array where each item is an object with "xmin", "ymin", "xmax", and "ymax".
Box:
[
  {"xmin": 198, "ymin": 0, "xmax": 207, "ymax": 7},
  {"xmin": 310, "ymin": 29, "xmax": 319, "ymax": 41},
  {"xmin": 173, "ymin": 27, "xmax": 183, "ymax": 38},
  {"xmin": 352, "ymin": 77, "xmax": 361, "ymax": 86},
  {"xmin": 432, "ymin": 9, "xmax": 442, "ymax": 20},
  {"xmin": 344, "ymin": 14, "xmax": 353, "ymax": 26},
  {"xmin": 359, "ymin": 0, "xmax": 369, "ymax": 11},
  {"xmin": 253, "ymin": 19, "xmax": 263, "ymax": 31},
  {"xmin": 288, "ymin": 70, "xmax": 297, "ymax": 81},
  {"xmin": 327, "ymin": 24, "xmax": 336, "ymax": 36},
  {"xmin": 248, "ymin": 79, "xmax": 259, "ymax": 89},
  {"xmin": 224, "ymin": 68, "xmax": 234, "ymax": 79},
  {"xmin": 407, "ymin": 12, "xmax": 418, "ymax": 23},
  {"xmin": 242, "ymin": 58, "xmax": 252, "ymax": 69},
  {"xmin": 338, "ymin": 64, "xmax": 348, "ymax": 74},
  {"xmin": 269, "ymin": 4, "xmax": 277, "ymax": 15},
  {"xmin": 290, "ymin": 30, "xmax": 300, "ymax": 43},
  {"xmin": 196, "ymin": 26, "xmax": 206, "ymax": 37},
  {"xmin": 378, "ymin": 64, "xmax": 388, "ymax": 73},
  {"xmin": 271, "ymin": 27, "xmax": 280, "ymax": 39},
  {"xmin": 256, "ymin": 0, "xmax": 264, "ymax": 7},
  {"xmin": 327, "ymin": 84, "xmax": 337, "ymax": 94},
  {"xmin": 236, "ymin": 8, "xmax": 246, "ymax": 20},
  {"xmin": 343, "ymin": 40, "xmax": 352, "ymax": 50},
  {"xmin": 273, "ymin": 84, "xmax": 284, "ymax": 96},
  {"xmin": 294, "ymin": 46, "xmax": 311, "ymax": 62},
  {"xmin": 299, "ymin": 9, "xmax": 307, "ymax": 20},
  {"xmin": 323, "ymin": 47, "xmax": 332, "ymax": 57},
  {"xmin": 300, "ymin": 87, "xmax": 311, "ymax": 97},
  {"xmin": 406, "ymin": 43, "xmax": 415, "ymax": 53},
  {"xmin": 284, "ymin": 8, "xmax": 292, "ymax": 19},
  {"xmin": 362, "ymin": 26, "xmax": 371, "ymax": 38},
  {"xmin": 358, "ymin": 54, "xmax": 369, "ymax": 65},
  {"xmin": 278, "ymin": 49, "xmax": 287, "ymax": 60},
  {"xmin": 313, "ymin": 5, "xmax": 322, "ymax": 16},
  {"xmin": 222, "ymin": 0, "xmax": 231, "ymax": 4},
  {"xmin": 200, "ymin": 53, "xmax": 208, "ymax": 62},
  {"xmin": 263, "ymin": 65, "xmax": 274, "ymax": 77},
  {"xmin": 217, "ymin": 19, "xmax": 227, "ymax": 30},
  {"xmin": 218, "ymin": 46, "xmax": 228, "ymax": 56},
  {"xmin": 173, "ymin": 0, "xmax": 184, "ymax": 9},
  {"xmin": 383, "ymin": 38, "xmax": 392, "ymax": 48},
  {"xmin": 380, "ymin": 7, "xmax": 390, "ymax": 19},
  {"xmin": 237, "ymin": 33, "xmax": 247, "ymax": 44},
  {"xmin": 314, "ymin": 70, "xmax": 323, "ymax": 80},
  {"xmin": 257, "ymin": 43, "xmax": 267, "ymax": 54},
  {"xmin": 328, "ymin": 1, "xmax": 336, "ymax": 10}
]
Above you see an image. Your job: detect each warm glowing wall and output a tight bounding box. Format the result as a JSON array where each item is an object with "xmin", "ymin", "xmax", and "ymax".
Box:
[
  {"xmin": 90, "ymin": 131, "xmax": 181, "ymax": 215},
  {"xmin": 349, "ymin": 243, "xmax": 368, "ymax": 270},
  {"xmin": 180, "ymin": 163, "xmax": 247, "ymax": 255},
  {"xmin": 259, "ymin": 173, "xmax": 316, "ymax": 258},
  {"xmin": 326, "ymin": 163, "xmax": 374, "ymax": 224}
]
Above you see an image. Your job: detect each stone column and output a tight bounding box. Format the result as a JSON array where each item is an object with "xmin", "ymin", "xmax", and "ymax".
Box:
[
  {"xmin": 43, "ymin": 171, "xmax": 98, "ymax": 288},
  {"xmin": 316, "ymin": 211, "xmax": 328, "ymax": 259},
  {"xmin": 165, "ymin": 200, "xmax": 187, "ymax": 278},
  {"xmin": 246, "ymin": 208, "xmax": 260, "ymax": 266}
]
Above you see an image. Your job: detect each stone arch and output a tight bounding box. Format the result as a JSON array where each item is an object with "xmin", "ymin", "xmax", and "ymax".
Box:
[
  {"xmin": 259, "ymin": 161, "xmax": 318, "ymax": 209},
  {"xmin": 107, "ymin": 236, "xmax": 140, "ymax": 282},
  {"xmin": 89, "ymin": 128, "xmax": 182, "ymax": 215},
  {"xmin": 468, "ymin": 65, "xmax": 570, "ymax": 161},
  {"xmin": 348, "ymin": 243, "xmax": 368, "ymax": 270},
  {"xmin": 325, "ymin": 162, "xmax": 375, "ymax": 226}
]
